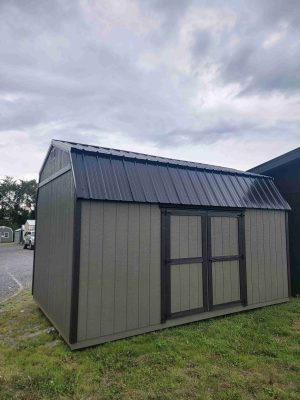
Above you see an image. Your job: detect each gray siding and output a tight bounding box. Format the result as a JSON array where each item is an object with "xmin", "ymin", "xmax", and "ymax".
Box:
[
  {"xmin": 76, "ymin": 205, "xmax": 289, "ymax": 348},
  {"xmin": 212, "ymin": 261, "xmax": 240, "ymax": 305},
  {"xmin": 33, "ymin": 170, "xmax": 75, "ymax": 340},
  {"xmin": 40, "ymin": 146, "xmax": 70, "ymax": 182},
  {"xmin": 77, "ymin": 202, "xmax": 161, "ymax": 342},
  {"xmin": 170, "ymin": 215, "xmax": 202, "ymax": 258},
  {"xmin": 211, "ymin": 217, "xmax": 238, "ymax": 256},
  {"xmin": 211, "ymin": 216, "xmax": 240, "ymax": 305},
  {"xmin": 245, "ymin": 209, "xmax": 289, "ymax": 305},
  {"xmin": 0, "ymin": 227, "xmax": 13, "ymax": 243},
  {"xmin": 171, "ymin": 263, "xmax": 203, "ymax": 313}
]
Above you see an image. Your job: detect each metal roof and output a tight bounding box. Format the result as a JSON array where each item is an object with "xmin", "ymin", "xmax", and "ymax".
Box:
[
  {"xmin": 249, "ymin": 147, "xmax": 300, "ymax": 175},
  {"xmin": 52, "ymin": 140, "xmax": 290, "ymax": 210}
]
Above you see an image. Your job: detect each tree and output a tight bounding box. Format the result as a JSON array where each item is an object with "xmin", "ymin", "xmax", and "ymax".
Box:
[{"xmin": 0, "ymin": 177, "xmax": 38, "ymax": 230}]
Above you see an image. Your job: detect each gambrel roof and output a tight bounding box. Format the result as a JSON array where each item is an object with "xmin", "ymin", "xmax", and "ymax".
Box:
[{"xmin": 46, "ymin": 139, "xmax": 290, "ymax": 210}]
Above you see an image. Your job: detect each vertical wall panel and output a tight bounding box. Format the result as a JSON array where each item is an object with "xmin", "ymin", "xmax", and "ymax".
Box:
[
  {"xmin": 114, "ymin": 203, "xmax": 128, "ymax": 333},
  {"xmin": 87, "ymin": 203, "xmax": 103, "ymax": 339},
  {"xmin": 139, "ymin": 205, "xmax": 151, "ymax": 328},
  {"xmin": 100, "ymin": 203, "xmax": 117, "ymax": 336},
  {"xmin": 149, "ymin": 205, "xmax": 161, "ymax": 325},
  {"xmin": 127, "ymin": 205, "xmax": 140, "ymax": 330},
  {"xmin": 245, "ymin": 209, "xmax": 288, "ymax": 306},
  {"xmin": 77, "ymin": 202, "xmax": 90, "ymax": 340}
]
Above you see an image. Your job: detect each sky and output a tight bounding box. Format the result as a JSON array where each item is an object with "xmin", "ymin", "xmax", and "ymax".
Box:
[{"xmin": 1, "ymin": 0, "xmax": 300, "ymax": 180}]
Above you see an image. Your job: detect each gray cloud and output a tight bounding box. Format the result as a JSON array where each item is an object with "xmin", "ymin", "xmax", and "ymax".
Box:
[{"xmin": 1, "ymin": 0, "xmax": 300, "ymax": 178}]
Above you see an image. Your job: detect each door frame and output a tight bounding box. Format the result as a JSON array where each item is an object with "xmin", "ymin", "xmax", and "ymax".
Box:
[{"xmin": 161, "ymin": 207, "xmax": 247, "ymax": 323}]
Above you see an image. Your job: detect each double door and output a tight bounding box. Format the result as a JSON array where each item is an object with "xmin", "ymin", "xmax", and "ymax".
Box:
[{"xmin": 161, "ymin": 209, "xmax": 247, "ymax": 321}]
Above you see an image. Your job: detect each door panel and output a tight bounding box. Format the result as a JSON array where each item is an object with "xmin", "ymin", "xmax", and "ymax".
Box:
[
  {"xmin": 210, "ymin": 215, "xmax": 241, "ymax": 308},
  {"xmin": 211, "ymin": 217, "xmax": 238, "ymax": 257},
  {"xmin": 170, "ymin": 263, "xmax": 203, "ymax": 314},
  {"xmin": 170, "ymin": 215, "xmax": 202, "ymax": 259},
  {"xmin": 212, "ymin": 260, "xmax": 240, "ymax": 305}
]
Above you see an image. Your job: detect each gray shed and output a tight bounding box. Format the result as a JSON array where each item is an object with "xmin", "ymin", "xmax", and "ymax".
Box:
[
  {"xmin": 33, "ymin": 140, "xmax": 291, "ymax": 350},
  {"xmin": 0, "ymin": 226, "xmax": 13, "ymax": 243},
  {"xmin": 14, "ymin": 228, "xmax": 23, "ymax": 244}
]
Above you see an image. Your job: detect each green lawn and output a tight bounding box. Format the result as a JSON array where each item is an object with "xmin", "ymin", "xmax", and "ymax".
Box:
[{"xmin": 1, "ymin": 291, "xmax": 300, "ymax": 400}]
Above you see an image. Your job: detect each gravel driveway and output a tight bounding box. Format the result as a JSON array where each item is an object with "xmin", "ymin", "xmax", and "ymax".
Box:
[{"xmin": 0, "ymin": 243, "xmax": 33, "ymax": 302}]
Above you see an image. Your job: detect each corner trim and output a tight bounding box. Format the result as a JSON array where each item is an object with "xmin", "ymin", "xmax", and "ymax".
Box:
[
  {"xmin": 285, "ymin": 212, "xmax": 292, "ymax": 297},
  {"xmin": 31, "ymin": 186, "xmax": 39, "ymax": 295},
  {"xmin": 69, "ymin": 199, "xmax": 82, "ymax": 344}
]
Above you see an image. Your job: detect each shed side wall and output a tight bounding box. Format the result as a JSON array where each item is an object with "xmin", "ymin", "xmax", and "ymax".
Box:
[
  {"xmin": 245, "ymin": 209, "xmax": 288, "ymax": 304},
  {"xmin": 33, "ymin": 170, "xmax": 75, "ymax": 340},
  {"xmin": 77, "ymin": 204, "xmax": 288, "ymax": 346}
]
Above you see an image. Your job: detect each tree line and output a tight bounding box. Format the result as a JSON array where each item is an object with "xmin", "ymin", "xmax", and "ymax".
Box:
[{"xmin": 0, "ymin": 177, "xmax": 38, "ymax": 230}]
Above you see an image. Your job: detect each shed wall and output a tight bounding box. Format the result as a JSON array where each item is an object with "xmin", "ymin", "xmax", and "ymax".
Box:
[
  {"xmin": 40, "ymin": 146, "xmax": 70, "ymax": 181},
  {"xmin": 14, "ymin": 230, "xmax": 22, "ymax": 243},
  {"xmin": 0, "ymin": 227, "xmax": 13, "ymax": 243},
  {"xmin": 76, "ymin": 204, "xmax": 289, "ymax": 348},
  {"xmin": 245, "ymin": 210, "xmax": 289, "ymax": 304},
  {"xmin": 77, "ymin": 201, "xmax": 161, "ymax": 342},
  {"xmin": 33, "ymin": 170, "xmax": 75, "ymax": 340}
]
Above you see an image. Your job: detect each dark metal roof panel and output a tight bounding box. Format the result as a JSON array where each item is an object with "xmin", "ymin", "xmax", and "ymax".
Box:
[
  {"xmin": 68, "ymin": 145, "xmax": 290, "ymax": 210},
  {"xmin": 54, "ymin": 139, "xmax": 272, "ymax": 178}
]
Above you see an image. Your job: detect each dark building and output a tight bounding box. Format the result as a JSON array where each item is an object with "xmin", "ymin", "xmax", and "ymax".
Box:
[
  {"xmin": 33, "ymin": 140, "xmax": 291, "ymax": 349},
  {"xmin": 249, "ymin": 147, "xmax": 300, "ymax": 295}
]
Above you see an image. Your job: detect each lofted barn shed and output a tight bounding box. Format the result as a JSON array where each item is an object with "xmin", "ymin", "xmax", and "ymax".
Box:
[{"xmin": 33, "ymin": 140, "xmax": 291, "ymax": 349}]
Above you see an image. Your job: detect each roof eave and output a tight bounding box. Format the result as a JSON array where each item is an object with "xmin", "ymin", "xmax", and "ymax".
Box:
[{"xmin": 249, "ymin": 147, "xmax": 300, "ymax": 175}]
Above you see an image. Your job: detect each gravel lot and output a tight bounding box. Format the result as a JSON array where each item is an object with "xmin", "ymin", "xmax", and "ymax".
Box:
[{"xmin": 0, "ymin": 243, "xmax": 33, "ymax": 302}]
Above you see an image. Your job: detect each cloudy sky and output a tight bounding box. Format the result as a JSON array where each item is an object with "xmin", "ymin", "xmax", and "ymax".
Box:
[{"xmin": 1, "ymin": 0, "xmax": 300, "ymax": 180}]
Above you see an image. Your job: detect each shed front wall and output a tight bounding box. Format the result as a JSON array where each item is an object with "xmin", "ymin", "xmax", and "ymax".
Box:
[
  {"xmin": 76, "ymin": 204, "xmax": 289, "ymax": 348},
  {"xmin": 0, "ymin": 227, "xmax": 13, "ymax": 243}
]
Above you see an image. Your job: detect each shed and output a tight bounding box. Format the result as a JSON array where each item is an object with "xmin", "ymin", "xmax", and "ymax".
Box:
[
  {"xmin": 33, "ymin": 140, "xmax": 291, "ymax": 350},
  {"xmin": 249, "ymin": 147, "xmax": 300, "ymax": 295},
  {"xmin": 14, "ymin": 228, "xmax": 23, "ymax": 244},
  {"xmin": 0, "ymin": 226, "xmax": 13, "ymax": 243}
]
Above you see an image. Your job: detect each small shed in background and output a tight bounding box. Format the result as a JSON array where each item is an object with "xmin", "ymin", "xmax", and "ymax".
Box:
[
  {"xmin": 33, "ymin": 140, "xmax": 291, "ymax": 350},
  {"xmin": 250, "ymin": 147, "xmax": 300, "ymax": 295},
  {"xmin": 0, "ymin": 226, "xmax": 13, "ymax": 243},
  {"xmin": 14, "ymin": 228, "xmax": 23, "ymax": 244}
]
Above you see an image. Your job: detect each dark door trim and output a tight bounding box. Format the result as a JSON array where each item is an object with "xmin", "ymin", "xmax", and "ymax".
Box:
[{"xmin": 161, "ymin": 208, "xmax": 247, "ymax": 322}]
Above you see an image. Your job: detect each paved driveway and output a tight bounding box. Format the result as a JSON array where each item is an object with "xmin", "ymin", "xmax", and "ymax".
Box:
[{"xmin": 0, "ymin": 243, "xmax": 33, "ymax": 302}]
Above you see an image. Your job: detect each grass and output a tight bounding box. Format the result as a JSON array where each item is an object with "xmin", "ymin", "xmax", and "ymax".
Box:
[{"xmin": 1, "ymin": 291, "xmax": 300, "ymax": 400}]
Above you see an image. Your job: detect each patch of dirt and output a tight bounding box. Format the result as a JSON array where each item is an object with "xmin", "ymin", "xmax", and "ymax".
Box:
[
  {"xmin": 292, "ymin": 322, "xmax": 300, "ymax": 331},
  {"xmin": 43, "ymin": 339, "xmax": 61, "ymax": 348}
]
